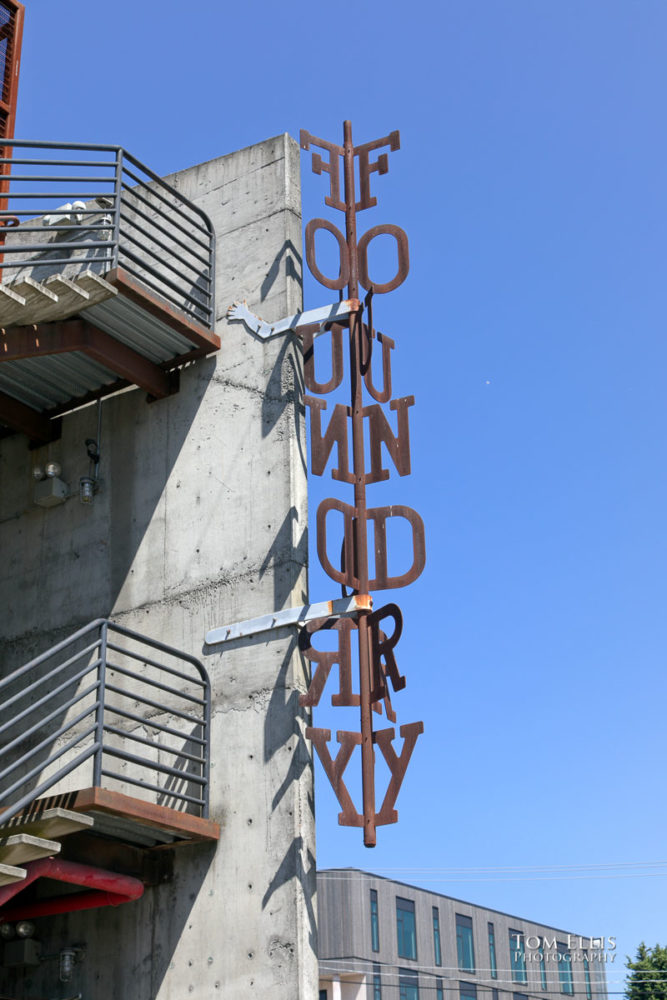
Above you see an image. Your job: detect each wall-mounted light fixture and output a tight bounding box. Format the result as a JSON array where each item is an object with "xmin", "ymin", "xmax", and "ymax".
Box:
[
  {"xmin": 79, "ymin": 436, "xmax": 100, "ymax": 504},
  {"xmin": 33, "ymin": 458, "xmax": 68, "ymax": 508},
  {"xmin": 79, "ymin": 403, "xmax": 102, "ymax": 505},
  {"xmin": 79, "ymin": 477, "xmax": 95, "ymax": 504},
  {"xmin": 59, "ymin": 945, "xmax": 85, "ymax": 983}
]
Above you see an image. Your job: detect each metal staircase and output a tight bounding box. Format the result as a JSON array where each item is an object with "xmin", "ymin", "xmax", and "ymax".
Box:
[
  {"xmin": 0, "ymin": 620, "xmax": 218, "ymax": 923},
  {"xmin": 0, "ymin": 140, "xmax": 220, "ymax": 444}
]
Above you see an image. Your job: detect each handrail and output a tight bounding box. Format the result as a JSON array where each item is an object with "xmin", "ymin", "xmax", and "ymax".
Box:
[
  {"xmin": 0, "ymin": 619, "xmax": 211, "ymax": 826},
  {"xmin": 0, "ymin": 140, "xmax": 216, "ymax": 329}
]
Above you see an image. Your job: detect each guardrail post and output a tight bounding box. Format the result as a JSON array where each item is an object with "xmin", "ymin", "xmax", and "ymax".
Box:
[
  {"xmin": 92, "ymin": 619, "xmax": 108, "ymax": 788},
  {"xmin": 202, "ymin": 676, "xmax": 211, "ymax": 819},
  {"xmin": 208, "ymin": 229, "xmax": 216, "ymax": 330},
  {"xmin": 112, "ymin": 148, "xmax": 123, "ymax": 271}
]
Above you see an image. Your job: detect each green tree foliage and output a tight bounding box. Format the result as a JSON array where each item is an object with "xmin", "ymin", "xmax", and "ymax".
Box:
[{"xmin": 626, "ymin": 944, "xmax": 667, "ymax": 1000}]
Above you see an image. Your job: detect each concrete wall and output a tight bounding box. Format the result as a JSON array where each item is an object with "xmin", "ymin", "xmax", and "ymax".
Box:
[
  {"xmin": 318, "ymin": 870, "xmax": 609, "ymax": 1000},
  {"xmin": 0, "ymin": 134, "xmax": 317, "ymax": 999}
]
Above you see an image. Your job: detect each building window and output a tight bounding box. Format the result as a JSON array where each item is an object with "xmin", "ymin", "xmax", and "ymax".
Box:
[
  {"xmin": 509, "ymin": 929, "xmax": 527, "ymax": 983},
  {"xmin": 460, "ymin": 982, "xmax": 477, "ymax": 1000},
  {"xmin": 399, "ymin": 968, "xmax": 420, "ymax": 1000},
  {"xmin": 433, "ymin": 907, "xmax": 442, "ymax": 967},
  {"xmin": 492, "ymin": 990, "xmax": 499, "ymax": 1000},
  {"xmin": 371, "ymin": 889, "xmax": 380, "ymax": 953},
  {"xmin": 488, "ymin": 922, "xmax": 498, "ymax": 979},
  {"xmin": 456, "ymin": 913, "xmax": 475, "ymax": 973},
  {"xmin": 584, "ymin": 954, "xmax": 592, "ymax": 1000},
  {"xmin": 397, "ymin": 897, "xmax": 417, "ymax": 960},
  {"xmin": 320, "ymin": 991, "xmax": 327, "ymax": 1000},
  {"xmin": 436, "ymin": 978, "xmax": 444, "ymax": 1000},
  {"xmin": 373, "ymin": 964, "xmax": 382, "ymax": 1000},
  {"xmin": 558, "ymin": 942, "xmax": 574, "ymax": 995},
  {"xmin": 538, "ymin": 942, "xmax": 548, "ymax": 991}
]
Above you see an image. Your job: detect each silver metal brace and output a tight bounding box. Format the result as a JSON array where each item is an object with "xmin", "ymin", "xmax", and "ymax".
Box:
[
  {"xmin": 226, "ymin": 298, "xmax": 359, "ymax": 340},
  {"xmin": 205, "ymin": 593, "xmax": 372, "ymax": 646}
]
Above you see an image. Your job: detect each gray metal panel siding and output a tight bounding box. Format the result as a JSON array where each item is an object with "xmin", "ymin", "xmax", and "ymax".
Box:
[{"xmin": 317, "ymin": 871, "xmax": 609, "ymax": 1000}]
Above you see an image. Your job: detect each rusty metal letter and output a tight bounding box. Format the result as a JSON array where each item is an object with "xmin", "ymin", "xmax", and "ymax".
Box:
[
  {"xmin": 368, "ymin": 603, "xmax": 405, "ymax": 701},
  {"xmin": 302, "ymin": 323, "xmax": 345, "ymax": 395},
  {"xmin": 306, "ymin": 727, "xmax": 363, "ymax": 827},
  {"xmin": 364, "ymin": 330, "xmax": 395, "ymax": 403},
  {"xmin": 300, "ymin": 130, "xmax": 345, "ymax": 212},
  {"xmin": 305, "ymin": 218, "xmax": 349, "ymax": 290},
  {"xmin": 357, "ymin": 224, "xmax": 410, "ymax": 294},
  {"xmin": 374, "ymin": 722, "xmax": 424, "ymax": 826},
  {"xmin": 354, "ymin": 131, "xmax": 401, "ymax": 211},
  {"xmin": 299, "ymin": 616, "xmax": 358, "ymax": 708},
  {"xmin": 305, "ymin": 396, "xmax": 353, "ymax": 483},
  {"xmin": 364, "ymin": 395, "xmax": 414, "ymax": 483},
  {"xmin": 316, "ymin": 497, "xmax": 358, "ymax": 590},
  {"xmin": 368, "ymin": 505, "xmax": 426, "ymax": 590}
]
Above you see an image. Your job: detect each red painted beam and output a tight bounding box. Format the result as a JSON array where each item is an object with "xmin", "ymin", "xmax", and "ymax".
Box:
[{"xmin": 0, "ymin": 857, "xmax": 143, "ymax": 921}]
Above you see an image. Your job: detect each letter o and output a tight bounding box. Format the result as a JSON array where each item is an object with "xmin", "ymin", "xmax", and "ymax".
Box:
[
  {"xmin": 357, "ymin": 224, "xmax": 410, "ymax": 294},
  {"xmin": 305, "ymin": 218, "xmax": 350, "ymax": 290},
  {"xmin": 526, "ymin": 936, "xmax": 540, "ymax": 951}
]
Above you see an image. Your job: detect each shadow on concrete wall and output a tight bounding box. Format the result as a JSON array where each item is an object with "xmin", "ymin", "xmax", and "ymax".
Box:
[
  {"xmin": 259, "ymin": 505, "xmax": 308, "ymax": 615},
  {"xmin": 260, "ymin": 239, "xmax": 301, "ymax": 303},
  {"xmin": 262, "ymin": 634, "xmax": 318, "ymax": 957},
  {"xmin": 107, "ymin": 359, "xmax": 214, "ymax": 606}
]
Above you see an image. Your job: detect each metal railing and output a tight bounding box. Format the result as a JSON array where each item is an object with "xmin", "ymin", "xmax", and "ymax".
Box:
[
  {"xmin": 0, "ymin": 140, "xmax": 216, "ymax": 327},
  {"xmin": 0, "ymin": 619, "xmax": 211, "ymax": 826}
]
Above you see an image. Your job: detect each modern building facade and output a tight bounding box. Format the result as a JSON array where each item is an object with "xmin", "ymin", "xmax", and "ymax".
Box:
[{"xmin": 318, "ymin": 870, "xmax": 609, "ymax": 1000}]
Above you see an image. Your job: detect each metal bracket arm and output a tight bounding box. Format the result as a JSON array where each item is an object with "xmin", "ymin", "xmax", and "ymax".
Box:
[
  {"xmin": 227, "ymin": 298, "xmax": 360, "ymax": 340},
  {"xmin": 205, "ymin": 594, "xmax": 372, "ymax": 646}
]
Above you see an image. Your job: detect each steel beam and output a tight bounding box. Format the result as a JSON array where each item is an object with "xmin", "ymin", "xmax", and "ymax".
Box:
[
  {"xmin": 0, "ymin": 391, "xmax": 55, "ymax": 442},
  {"xmin": 0, "ymin": 318, "xmax": 172, "ymax": 399},
  {"xmin": 104, "ymin": 267, "xmax": 220, "ymax": 353}
]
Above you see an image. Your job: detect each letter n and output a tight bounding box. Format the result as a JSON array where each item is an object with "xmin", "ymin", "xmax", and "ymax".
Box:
[
  {"xmin": 364, "ymin": 395, "xmax": 414, "ymax": 483},
  {"xmin": 306, "ymin": 396, "xmax": 353, "ymax": 482}
]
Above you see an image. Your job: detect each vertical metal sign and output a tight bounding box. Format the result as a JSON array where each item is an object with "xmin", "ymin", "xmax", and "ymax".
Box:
[{"xmin": 299, "ymin": 121, "xmax": 425, "ymax": 847}]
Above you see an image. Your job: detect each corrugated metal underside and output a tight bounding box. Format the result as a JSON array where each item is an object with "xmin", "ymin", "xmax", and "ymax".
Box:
[
  {"xmin": 0, "ymin": 352, "xmax": 118, "ymax": 411},
  {"xmin": 81, "ymin": 294, "xmax": 199, "ymax": 364},
  {"xmin": 0, "ymin": 291, "xmax": 203, "ymax": 422}
]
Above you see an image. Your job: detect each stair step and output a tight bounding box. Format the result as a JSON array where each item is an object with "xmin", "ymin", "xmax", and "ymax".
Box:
[
  {"xmin": 0, "ymin": 834, "xmax": 60, "ymax": 867},
  {"xmin": 0, "ymin": 268, "xmax": 117, "ymax": 328},
  {"xmin": 0, "ymin": 863, "xmax": 26, "ymax": 887},
  {"xmin": 42, "ymin": 273, "xmax": 91, "ymax": 318},
  {"xmin": 0, "ymin": 283, "xmax": 25, "ymax": 310},
  {"xmin": 0, "ymin": 807, "xmax": 94, "ymax": 840},
  {"xmin": 75, "ymin": 268, "xmax": 118, "ymax": 303},
  {"xmin": 3, "ymin": 276, "xmax": 59, "ymax": 325}
]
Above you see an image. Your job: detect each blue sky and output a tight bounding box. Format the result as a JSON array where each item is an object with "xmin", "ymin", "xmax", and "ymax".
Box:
[{"xmin": 19, "ymin": 0, "xmax": 667, "ymax": 980}]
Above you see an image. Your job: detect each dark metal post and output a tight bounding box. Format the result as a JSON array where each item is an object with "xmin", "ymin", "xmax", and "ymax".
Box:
[
  {"xmin": 111, "ymin": 148, "xmax": 123, "ymax": 272},
  {"xmin": 343, "ymin": 120, "xmax": 376, "ymax": 847},
  {"xmin": 92, "ymin": 619, "xmax": 108, "ymax": 787},
  {"xmin": 201, "ymin": 673, "xmax": 211, "ymax": 819}
]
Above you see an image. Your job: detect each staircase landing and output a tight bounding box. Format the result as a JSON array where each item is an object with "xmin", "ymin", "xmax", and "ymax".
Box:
[{"xmin": 1, "ymin": 788, "xmax": 220, "ymax": 852}]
